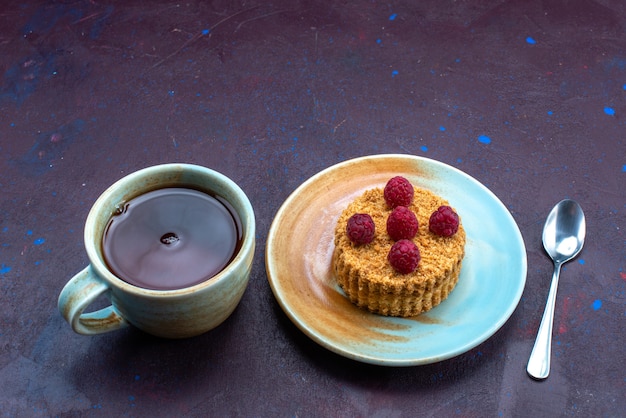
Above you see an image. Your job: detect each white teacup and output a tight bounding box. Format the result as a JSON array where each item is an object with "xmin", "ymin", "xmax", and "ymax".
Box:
[{"xmin": 58, "ymin": 163, "xmax": 255, "ymax": 338}]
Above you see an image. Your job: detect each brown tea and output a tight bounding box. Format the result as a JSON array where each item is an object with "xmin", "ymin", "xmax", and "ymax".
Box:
[{"xmin": 102, "ymin": 187, "xmax": 242, "ymax": 290}]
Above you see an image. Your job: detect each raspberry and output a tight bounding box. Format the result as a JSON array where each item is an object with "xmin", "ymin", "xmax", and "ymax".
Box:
[
  {"xmin": 429, "ymin": 205, "xmax": 460, "ymax": 237},
  {"xmin": 346, "ymin": 213, "xmax": 375, "ymax": 245},
  {"xmin": 384, "ymin": 176, "xmax": 414, "ymax": 208},
  {"xmin": 386, "ymin": 206, "xmax": 419, "ymax": 241},
  {"xmin": 387, "ymin": 239, "xmax": 421, "ymax": 274}
]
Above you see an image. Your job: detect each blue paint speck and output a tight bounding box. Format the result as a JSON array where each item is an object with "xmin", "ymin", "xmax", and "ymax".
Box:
[
  {"xmin": 34, "ymin": 238, "xmax": 45, "ymax": 245},
  {"xmin": 526, "ymin": 36, "xmax": 536, "ymax": 45},
  {"xmin": 27, "ymin": 230, "xmax": 33, "ymax": 236},
  {"xmin": 623, "ymin": 84, "xmax": 626, "ymax": 91},
  {"xmin": 0, "ymin": 265, "xmax": 11, "ymax": 275},
  {"xmin": 389, "ymin": 13, "xmax": 397, "ymax": 21},
  {"xmin": 420, "ymin": 145, "xmax": 428, "ymax": 152},
  {"xmin": 168, "ymin": 90, "xmax": 175, "ymax": 97},
  {"xmin": 391, "ymin": 70, "xmax": 399, "ymax": 77},
  {"xmin": 578, "ymin": 259, "xmax": 585, "ymax": 265},
  {"xmin": 201, "ymin": 29, "xmax": 210, "ymax": 35},
  {"xmin": 134, "ymin": 375, "xmax": 140, "ymax": 381},
  {"xmin": 592, "ymin": 299, "xmax": 602, "ymax": 311},
  {"xmin": 604, "ymin": 107, "xmax": 615, "ymax": 116},
  {"xmin": 622, "ymin": 164, "xmax": 626, "ymax": 172},
  {"xmin": 376, "ymin": 38, "xmax": 381, "ymax": 44},
  {"xmin": 547, "ymin": 110, "xmax": 553, "ymax": 115},
  {"xmin": 478, "ymin": 135, "xmax": 492, "ymax": 144},
  {"xmin": 439, "ymin": 126, "xmax": 446, "ymax": 131}
]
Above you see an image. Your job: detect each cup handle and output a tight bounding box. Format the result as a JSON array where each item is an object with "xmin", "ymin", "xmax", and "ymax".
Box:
[{"xmin": 58, "ymin": 266, "xmax": 129, "ymax": 335}]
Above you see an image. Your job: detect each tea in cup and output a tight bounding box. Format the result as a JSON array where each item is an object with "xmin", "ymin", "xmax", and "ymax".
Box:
[{"xmin": 58, "ymin": 163, "xmax": 255, "ymax": 338}]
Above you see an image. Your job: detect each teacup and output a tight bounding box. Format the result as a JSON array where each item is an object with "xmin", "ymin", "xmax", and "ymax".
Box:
[{"xmin": 58, "ymin": 163, "xmax": 255, "ymax": 338}]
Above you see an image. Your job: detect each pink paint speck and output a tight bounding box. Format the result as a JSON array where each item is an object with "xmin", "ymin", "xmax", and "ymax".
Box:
[{"xmin": 50, "ymin": 133, "xmax": 62, "ymax": 143}]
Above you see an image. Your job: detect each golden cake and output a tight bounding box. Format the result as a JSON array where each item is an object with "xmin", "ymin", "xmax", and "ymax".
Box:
[{"xmin": 332, "ymin": 181, "xmax": 466, "ymax": 317}]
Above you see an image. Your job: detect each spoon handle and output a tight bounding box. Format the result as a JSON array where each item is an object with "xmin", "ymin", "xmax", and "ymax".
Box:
[{"xmin": 527, "ymin": 261, "xmax": 562, "ymax": 380}]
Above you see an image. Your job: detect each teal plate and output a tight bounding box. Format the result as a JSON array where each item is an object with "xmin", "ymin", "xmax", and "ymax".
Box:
[{"xmin": 266, "ymin": 154, "xmax": 527, "ymax": 366}]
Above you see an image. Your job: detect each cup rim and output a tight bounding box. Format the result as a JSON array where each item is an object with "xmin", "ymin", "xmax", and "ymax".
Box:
[{"xmin": 84, "ymin": 163, "xmax": 255, "ymax": 296}]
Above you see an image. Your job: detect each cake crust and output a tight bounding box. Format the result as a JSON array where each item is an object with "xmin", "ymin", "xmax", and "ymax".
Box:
[{"xmin": 333, "ymin": 186, "xmax": 466, "ymax": 317}]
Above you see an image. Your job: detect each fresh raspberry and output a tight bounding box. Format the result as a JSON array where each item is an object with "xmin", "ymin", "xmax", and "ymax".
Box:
[
  {"xmin": 384, "ymin": 176, "xmax": 414, "ymax": 208},
  {"xmin": 387, "ymin": 239, "xmax": 421, "ymax": 274},
  {"xmin": 429, "ymin": 205, "xmax": 460, "ymax": 237},
  {"xmin": 386, "ymin": 206, "xmax": 419, "ymax": 241},
  {"xmin": 346, "ymin": 213, "xmax": 376, "ymax": 245}
]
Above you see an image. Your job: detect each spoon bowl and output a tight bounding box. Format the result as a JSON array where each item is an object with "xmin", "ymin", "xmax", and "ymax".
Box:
[
  {"xmin": 527, "ymin": 199, "xmax": 586, "ymax": 380},
  {"xmin": 542, "ymin": 200, "xmax": 586, "ymax": 263}
]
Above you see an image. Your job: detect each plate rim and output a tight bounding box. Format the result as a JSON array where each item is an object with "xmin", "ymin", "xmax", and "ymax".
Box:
[{"xmin": 266, "ymin": 153, "xmax": 527, "ymax": 366}]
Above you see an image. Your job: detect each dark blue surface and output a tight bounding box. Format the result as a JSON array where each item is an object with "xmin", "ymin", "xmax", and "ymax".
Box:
[{"xmin": 0, "ymin": 1, "xmax": 624, "ymax": 416}]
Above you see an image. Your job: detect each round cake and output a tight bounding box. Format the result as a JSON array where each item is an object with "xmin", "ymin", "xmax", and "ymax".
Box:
[{"xmin": 332, "ymin": 183, "xmax": 466, "ymax": 317}]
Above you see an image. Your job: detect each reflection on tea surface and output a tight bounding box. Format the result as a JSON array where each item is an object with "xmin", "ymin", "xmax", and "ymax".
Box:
[{"xmin": 102, "ymin": 187, "xmax": 241, "ymax": 290}]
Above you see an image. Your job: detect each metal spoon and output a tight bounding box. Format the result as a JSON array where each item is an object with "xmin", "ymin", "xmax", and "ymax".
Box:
[{"xmin": 527, "ymin": 199, "xmax": 586, "ymax": 380}]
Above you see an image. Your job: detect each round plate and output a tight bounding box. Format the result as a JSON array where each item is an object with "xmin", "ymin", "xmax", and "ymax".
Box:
[{"xmin": 266, "ymin": 154, "xmax": 527, "ymax": 366}]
